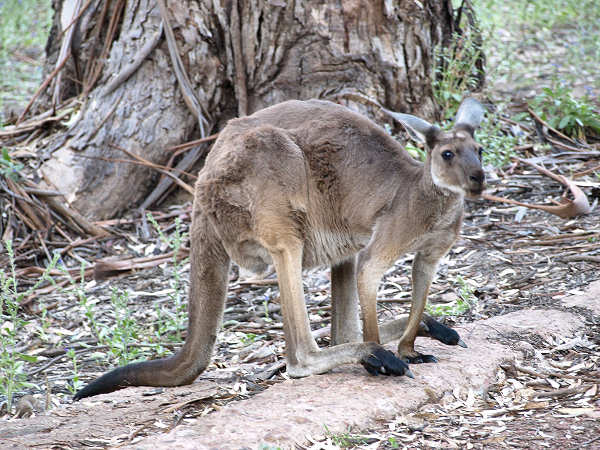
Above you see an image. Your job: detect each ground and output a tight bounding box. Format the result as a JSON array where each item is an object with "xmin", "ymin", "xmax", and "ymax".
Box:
[{"xmin": 1, "ymin": 0, "xmax": 600, "ymax": 448}]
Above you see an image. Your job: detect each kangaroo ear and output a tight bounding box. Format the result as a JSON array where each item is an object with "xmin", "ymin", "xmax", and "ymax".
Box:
[
  {"xmin": 384, "ymin": 108, "xmax": 440, "ymax": 147},
  {"xmin": 454, "ymin": 98, "xmax": 485, "ymax": 133}
]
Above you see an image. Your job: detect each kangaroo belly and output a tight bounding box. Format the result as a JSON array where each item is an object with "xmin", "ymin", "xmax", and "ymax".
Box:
[
  {"xmin": 302, "ymin": 228, "xmax": 368, "ymax": 268},
  {"xmin": 230, "ymin": 227, "xmax": 368, "ymax": 274}
]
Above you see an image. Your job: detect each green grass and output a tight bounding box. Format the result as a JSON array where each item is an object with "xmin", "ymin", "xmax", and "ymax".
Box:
[
  {"xmin": 1, "ymin": 240, "xmax": 58, "ymax": 413},
  {"xmin": 431, "ymin": 0, "xmax": 600, "ymax": 169},
  {"xmin": 0, "ymin": 211, "xmax": 190, "ymax": 410},
  {"xmin": 471, "ymin": 0, "xmax": 600, "ymax": 91},
  {"xmin": 433, "ymin": 30, "xmax": 484, "ymax": 119},
  {"xmin": 147, "ymin": 213, "xmax": 189, "ymax": 343},
  {"xmin": 0, "ymin": 0, "xmax": 52, "ymax": 123}
]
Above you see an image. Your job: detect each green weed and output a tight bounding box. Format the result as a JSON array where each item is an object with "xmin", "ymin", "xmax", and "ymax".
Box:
[
  {"xmin": 427, "ymin": 275, "xmax": 477, "ymax": 317},
  {"xmin": 323, "ymin": 425, "xmax": 369, "ymax": 448},
  {"xmin": 107, "ymin": 289, "xmax": 140, "ymax": 365},
  {"xmin": 66, "ymin": 262, "xmax": 101, "ymax": 339},
  {"xmin": 1, "ymin": 148, "xmax": 24, "ymax": 181},
  {"xmin": 147, "ymin": 213, "xmax": 188, "ymax": 342},
  {"xmin": 59, "ymin": 262, "xmax": 146, "ymax": 369},
  {"xmin": 433, "ymin": 28, "xmax": 484, "ymax": 118},
  {"xmin": 66, "ymin": 348, "xmax": 83, "ymax": 395},
  {"xmin": 240, "ymin": 333, "xmax": 260, "ymax": 345},
  {"xmin": 0, "ymin": 240, "xmax": 58, "ymax": 413},
  {"xmin": 476, "ymin": 111, "xmax": 519, "ymax": 168},
  {"xmin": 530, "ymin": 84, "xmax": 600, "ymax": 139},
  {"xmin": 387, "ymin": 436, "xmax": 401, "ymax": 449}
]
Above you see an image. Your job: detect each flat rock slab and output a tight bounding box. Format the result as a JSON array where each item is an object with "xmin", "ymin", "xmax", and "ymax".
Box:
[
  {"xmin": 2, "ymin": 292, "xmax": 595, "ymax": 450},
  {"xmin": 128, "ymin": 309, "xmax": 583, "ymax": 449},
  {"xmin": 560, "ymin": 279, "xmax": 600, "ymax": 315}
]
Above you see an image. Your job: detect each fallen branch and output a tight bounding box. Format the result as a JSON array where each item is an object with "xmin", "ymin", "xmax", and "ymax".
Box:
[
  {"xmin": 527, "ymin": 107, "xmax": 579, "ymax": 146},
  {"xmin": 0, "ymin": 109, "xmax": 72, "ymax": 139},
  {"xmin": 534, "ymin": 385, "xmax": 591, "ymax": 399},
  {"xmin": 167, "ymin": 134, "xmax": 219, "ymax": 152},
  {"xmin": 482, "ymin": 157, "xmax": 591, "ymax": 219},
  {"xmin": 110, "ymin": 143, "xmax": 195, "ymax": 194},
  {"xmin": 573, "ymin": 163, "xmax": 600, "ymax": 178},
  {"xmin": 93, "ymin": 250, "xmax": 189, "ymax": 280},
  {"xmin": 43, "ymin": 194, "xmax": 109, "ymax": 237}
]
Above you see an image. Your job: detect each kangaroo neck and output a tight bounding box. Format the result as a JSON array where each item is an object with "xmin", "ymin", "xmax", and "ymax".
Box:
[{"xmin": 416, "ymin": 157, "xmax": 464, "ymax": 212}]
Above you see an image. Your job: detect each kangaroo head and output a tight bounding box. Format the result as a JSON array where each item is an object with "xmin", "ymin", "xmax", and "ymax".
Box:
[{"xmin": 394, "ymin": 98, "xmax": 486, "ymax": 198}]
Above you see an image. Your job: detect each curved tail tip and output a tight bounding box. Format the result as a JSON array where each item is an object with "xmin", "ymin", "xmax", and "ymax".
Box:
[{"xmin": 73, "ymin": 385, "xmax": 95, "ymax": 401}]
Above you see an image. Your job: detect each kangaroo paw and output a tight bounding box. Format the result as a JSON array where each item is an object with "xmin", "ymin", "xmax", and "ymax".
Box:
[{"xmin": 361, "ymin": 347, "xmax": 414, "ymax": 378}]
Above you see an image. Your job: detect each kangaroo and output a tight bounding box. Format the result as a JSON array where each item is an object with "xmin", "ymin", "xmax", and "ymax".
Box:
[{"xmin": 74, "ymin": 97, "xmax": 485, "ymax": 399}]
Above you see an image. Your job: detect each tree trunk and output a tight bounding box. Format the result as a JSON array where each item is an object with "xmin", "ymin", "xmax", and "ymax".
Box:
[{"xmin": 38, "ymin": 0, "xmax": 458, "ymax": 220}]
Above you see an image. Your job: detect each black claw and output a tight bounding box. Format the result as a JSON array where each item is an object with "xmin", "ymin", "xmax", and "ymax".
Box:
[
  {"xmin": 402, "ymin": 353, "xmax": 438, "ymax": 364},
  {"xmin": 361, "ymin": 347, "xmax": 412, "ymax": 377},
  {"xmin": 424, "ymin": 316, "xmax": 466, "ymax": 347}
]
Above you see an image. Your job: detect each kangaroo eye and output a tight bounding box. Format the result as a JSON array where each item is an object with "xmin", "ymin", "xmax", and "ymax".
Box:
[
  {"xmin": 478, "ymin": 147, "xmax": 484, "ymax": 159},
  {"xmin": 441, "ymin": 150, "xmax": 454, "ymax": 161}
]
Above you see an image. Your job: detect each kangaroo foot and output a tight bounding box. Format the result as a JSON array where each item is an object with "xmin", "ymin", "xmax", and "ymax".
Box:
[
  {"xmin": 400, "ymin": 352, "xmax": 438, "ymax": 364},
  {"xmin": 422, "ymin": 316, "xmax": 467, "ymax": 348},
  {"xmin": 361, "ymin": 346, "xmax": 414, "ymax": 377}
]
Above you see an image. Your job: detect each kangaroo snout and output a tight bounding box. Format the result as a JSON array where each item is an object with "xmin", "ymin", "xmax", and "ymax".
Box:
[{"xmin": 468, "ymin": 169, "xmax": 485, "ymax": 195}]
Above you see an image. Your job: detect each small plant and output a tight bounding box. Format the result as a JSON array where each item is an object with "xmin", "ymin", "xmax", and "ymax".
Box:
[
  {"xmin": 240, "ymin": 333, "xmax": 260, "ymax": 345},
  {"xmin": 387, "ymin": 436, "xmax": 401, "ymax": 449},
  {"xmin": 36, "ymin": 300, "xmax": 51, "ymax": 342},
  {"xmin": 0, "ymin": 240, "xmax": 58, "ymax": 413},
  {"xmin": 530, "ymin": 84, "xmax": 600, "ymax": 139},
  {"xmin": 61, "ymin": 262, "xmax": 145, "ymax": 367},
  {"xmin": 323, "ymin": 425, "xmax": 369, "ymax": 448},
  {"xmin": 0, "ymin": 148, "xmax": 24, "ymax": 181},
  {"xmin": 107, "ymin": 289, "xmax": 141, "ymax": 365},
  {"xmin": 147, "ymin": 213, "xmax": 189, "ymax": 342},
  {"xmin": 65, "ymin": 262, "xmax": 101, "ymax": 339},
  {"xmin": 427, "ymin": 275, "xmax": 477, "ymax": 317},
  {"xmin": 475, "ymin": 111, "xmax": 519, "ymax": 168},
  {"xmin": 66, "ymin": 348, "xmax": 83, "ymax": 395},
  {"xmin": 433, "ymin": 30, "xmax": 484, "ymax": 119}
]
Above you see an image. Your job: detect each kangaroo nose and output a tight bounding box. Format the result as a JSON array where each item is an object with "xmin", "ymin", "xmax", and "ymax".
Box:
[{"xmin": 470, "ymin": 170, "xmax": 485, "ymax": 185}]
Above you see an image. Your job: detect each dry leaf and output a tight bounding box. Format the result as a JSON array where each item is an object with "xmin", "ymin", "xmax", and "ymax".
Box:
[{"xmin": 556, "ymin": 407, "xmax": 599, "ymax": 418}]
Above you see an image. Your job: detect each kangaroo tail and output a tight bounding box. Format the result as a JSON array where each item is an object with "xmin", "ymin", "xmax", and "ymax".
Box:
[{"xmin": 74, "ymin": 213, "xmax": 230, "ymax": 400}]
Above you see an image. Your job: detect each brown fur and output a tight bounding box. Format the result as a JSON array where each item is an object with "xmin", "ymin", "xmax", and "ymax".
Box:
[{"xmin": 74, "ymin": 98, "xmax": 485, "ymax": 399}]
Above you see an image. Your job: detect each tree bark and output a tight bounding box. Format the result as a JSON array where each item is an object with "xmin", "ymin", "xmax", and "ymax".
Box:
[{"xmin": 38, "ymin": 0, "xmax": 458, "ymax": 220}]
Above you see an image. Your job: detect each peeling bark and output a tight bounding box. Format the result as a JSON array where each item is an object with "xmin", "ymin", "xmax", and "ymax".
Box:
[{"xmin": 39, "ymin": 0, "xmax": 457, "ymax": 219}]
